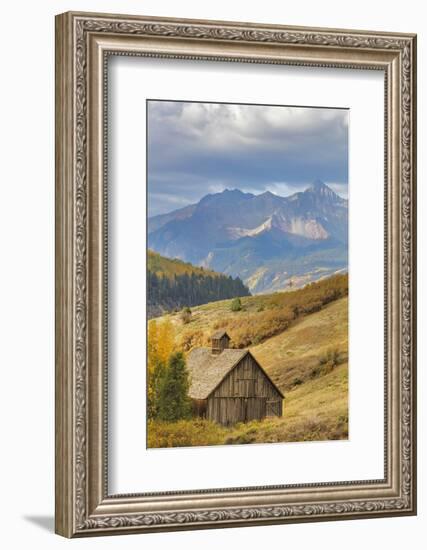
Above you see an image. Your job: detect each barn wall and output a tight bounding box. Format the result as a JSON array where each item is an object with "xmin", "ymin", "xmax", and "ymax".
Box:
[{"xmin": 206, "ymin": 355, "xmax": 282, "ymax": 425}]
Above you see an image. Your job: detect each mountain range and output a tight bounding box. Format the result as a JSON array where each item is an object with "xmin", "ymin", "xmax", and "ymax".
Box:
[{"xmin": 148, "ymin": 180, "xmax": 348, "ymax": 294}]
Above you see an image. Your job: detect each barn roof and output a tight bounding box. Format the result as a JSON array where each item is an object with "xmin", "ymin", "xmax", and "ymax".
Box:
[
  {"xmin": 187, "ymin": 348, "xmax": 246, "ymax": 399},
  {"xmin": 211, "ymin": 330, "xmax": 230, "ymax": 340}
]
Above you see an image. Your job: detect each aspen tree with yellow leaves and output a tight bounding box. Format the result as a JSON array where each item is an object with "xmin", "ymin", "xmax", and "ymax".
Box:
[{"xmin": 147, "ymin": 319, "xmax": 175, "ymax": 419}]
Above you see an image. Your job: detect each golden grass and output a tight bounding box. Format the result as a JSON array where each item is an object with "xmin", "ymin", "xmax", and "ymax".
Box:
[{"xmin": 252, "ymin": 296, "xmax": 348, "ymax": 392}]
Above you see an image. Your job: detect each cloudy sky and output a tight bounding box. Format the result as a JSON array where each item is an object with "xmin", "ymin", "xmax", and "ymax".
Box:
[{"xmin": 147, "ymin": 100, "xmax": 348, "ymax": 216}]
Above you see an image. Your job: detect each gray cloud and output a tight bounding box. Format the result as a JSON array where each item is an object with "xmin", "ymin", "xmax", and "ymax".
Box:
[{"xmin": 148, "ymin": 101, "xmax": 348, "ymax": 216}]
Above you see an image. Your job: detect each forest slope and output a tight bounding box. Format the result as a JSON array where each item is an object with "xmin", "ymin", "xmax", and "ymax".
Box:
[{"xmin": 147, "ymin": 250, "xmax": 250, "ymax": 318}]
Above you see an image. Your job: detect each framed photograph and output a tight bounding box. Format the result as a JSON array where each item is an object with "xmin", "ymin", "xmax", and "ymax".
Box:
[{"xmin": 55, "ymin": 11, "xmax": 417, "ymax": 537}]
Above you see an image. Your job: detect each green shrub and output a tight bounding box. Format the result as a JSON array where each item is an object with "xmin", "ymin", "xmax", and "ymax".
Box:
[{"xmin": 230, "ymin": 297, "xmax": 242, "ymax": 312}]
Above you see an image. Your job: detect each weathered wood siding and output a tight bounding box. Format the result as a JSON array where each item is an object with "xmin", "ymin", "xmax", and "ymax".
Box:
[
  {"xmin": 207, "ymin": 397, "xmax": 266, "ymax": 425},
  {"xmin": 206, "ymin": 354, "xmax": 282, "ymax": 425}
]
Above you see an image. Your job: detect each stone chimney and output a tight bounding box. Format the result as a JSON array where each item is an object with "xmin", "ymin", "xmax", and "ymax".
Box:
[{"xmin": 211, "ymin": 331, "xmax": 230, "ymax": 354}]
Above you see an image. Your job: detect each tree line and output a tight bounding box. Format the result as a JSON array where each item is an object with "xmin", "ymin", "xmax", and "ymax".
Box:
[{"xmin": 148, "ymin": 270, "xmax": 250, "ymax": 318}]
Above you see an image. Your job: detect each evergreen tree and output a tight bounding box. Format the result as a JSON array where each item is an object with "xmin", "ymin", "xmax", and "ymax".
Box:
[{"xmin": 157, "ymin": 352, "xmax": 192, "ymax": 422}]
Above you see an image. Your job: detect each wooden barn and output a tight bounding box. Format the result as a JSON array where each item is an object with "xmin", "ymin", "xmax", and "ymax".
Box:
[{"xmin": 187, "ymin": 331, "xmax": 284, "ymax": 426}]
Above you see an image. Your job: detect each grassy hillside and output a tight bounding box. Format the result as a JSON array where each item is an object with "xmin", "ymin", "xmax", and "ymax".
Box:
[
  {"xmin": 148, "ymin": 279, "xmax": 348, "ymax": 447},
  {"xmin": 162, "ymin": 273, "xmax": 347, "ymax": 352},
  {"xmin": 252, "ymin": 296, "xmax": 348, "ymax": 392}
]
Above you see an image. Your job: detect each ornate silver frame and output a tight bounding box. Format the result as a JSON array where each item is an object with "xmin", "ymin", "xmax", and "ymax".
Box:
[{"xmin": 55, "ymin": 11, "xmax": 417, "ymax": 537}]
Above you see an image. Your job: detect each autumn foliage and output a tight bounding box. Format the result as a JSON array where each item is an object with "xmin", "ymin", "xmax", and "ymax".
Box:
[
  {"xmin": 147, "ymin": 319, "xmax": 191, "ymax": 421},
  {"xmin": 147, "ymin": 319, "xmax": 174, "ymax": 419}
]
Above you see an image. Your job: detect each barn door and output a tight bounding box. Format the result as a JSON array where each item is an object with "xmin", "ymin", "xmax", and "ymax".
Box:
[{"xmin": 266, "ymin": 399, "xmax": 281, "ymax": 417}]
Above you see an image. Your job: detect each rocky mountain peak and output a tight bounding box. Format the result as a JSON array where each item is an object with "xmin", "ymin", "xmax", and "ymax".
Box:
[{"xmin": 305, "ymin": 179, "xmax": 339, "ymax": 200}]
